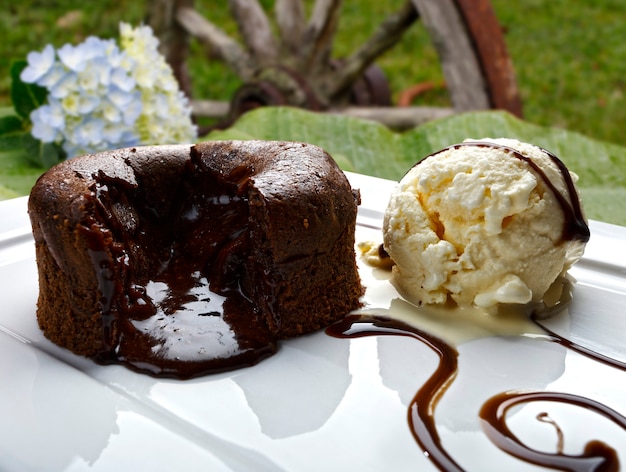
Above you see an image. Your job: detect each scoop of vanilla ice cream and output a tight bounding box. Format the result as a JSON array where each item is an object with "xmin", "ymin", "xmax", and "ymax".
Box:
[{"xmin": 383, "ymin": 138, "xmax": 588, "ymax": 309}]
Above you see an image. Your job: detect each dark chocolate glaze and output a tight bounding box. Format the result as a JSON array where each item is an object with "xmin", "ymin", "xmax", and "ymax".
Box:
[
  {"xmin": 378, "ymin": 243, "xmax": 391, "ymax": 260},
  {"xmin": 412, "ymin": 142, "xmax": 590, "ymax": 243},
  {"xmin": 327, "ymin": 313, "xmax": 626, "ymax": 472},
  {"xmin": 83, "ymin": 164, "xmax": 278, "ymax": 378}
]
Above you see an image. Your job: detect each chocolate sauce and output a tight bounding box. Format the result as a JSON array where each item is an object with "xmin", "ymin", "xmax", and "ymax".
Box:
[
  {"xmin": 378, "ymin": 243, "xmax": 391, "ymax": 260},
  {"xmin": 327, "ymin": 313, "xmax": 626, "ymax": 471},
  {"xmin": 413, "ymin": 142, "xmax": 590, "ymax": 243},
  {"xmin": 533, "ymin": 316, "xmax": 626, "ymax": 371},
  {"xmin": 83, "ymin": 166, "xmax": 278, "ymax": 379},
  {"xmin": 480, "ymin": 391, "xmax": 624, "ymax": 472},
  {"xmin": 82, "ymin": 225, "xmax": 122, "ymax": 354},
  {"xmin": 326, "ymin": 314, "xmax": 464, "ymax": 472}
]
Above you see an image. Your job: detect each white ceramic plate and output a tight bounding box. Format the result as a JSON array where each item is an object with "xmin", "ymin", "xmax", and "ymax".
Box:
[{"xmin": 1, "ymin": 172, "xmax": 625, "ymax": 471}]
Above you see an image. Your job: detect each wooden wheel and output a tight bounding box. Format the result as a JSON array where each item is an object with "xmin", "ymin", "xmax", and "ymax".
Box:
[{"xmin": 147, "ymin": 0, "xmax": 522, "ymax": 131}]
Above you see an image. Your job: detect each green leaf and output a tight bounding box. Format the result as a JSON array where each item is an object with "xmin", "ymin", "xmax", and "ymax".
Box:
[
  {"xmin": 0, "ymin": 147, "xmax": 46, "ymax": 198},
  {"xmin": 0, "ymin": 184, "xmax": 20, "ymax": 200},
  {"xmin": 0, "ymin": 131, "xmax": 28, "ymax": 151},
  {"xmin": 10, "ymin": 60, "xmax": 48, "ymax": 119},
  {"xmin": 22, "ymin": 133, "xmax": 63, "ymax": 169},
  {"xmin": 0, "ymin": 115, "xmax": 27, "ymax": 150},
  {"xmin": 204, "ymin": 107, "xmax": 626, "ymax": 226},
  {"xmin": 41, "ymin": 142, "xmax": 63, "ymax": 168},
  {"xmin": 2, "ymin": 106, "xmax": 625, "ymax": 228},
  {"xmin": 0, "ymin": 114, "xmax": 23, "ymax": 134},
  {"xmin": 206, "ymin": 107, "xmax": 410, "ymax": 180}
]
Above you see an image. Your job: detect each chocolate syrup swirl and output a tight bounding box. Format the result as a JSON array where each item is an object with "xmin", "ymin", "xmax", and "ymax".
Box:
[
  {"xmin": 326, "ymin": 314, "xmax": 464, "ymax": 471},
  {"xmin": 480, "ymin": 391, "xmax": 624, "ymax": 472},
  {"xmin": 414, "ymin": 142, "xmax": 590, "ymax": 243},
  {"xmin": 327, "ymin": 313, "xmax": 626, "ymax": 471}
]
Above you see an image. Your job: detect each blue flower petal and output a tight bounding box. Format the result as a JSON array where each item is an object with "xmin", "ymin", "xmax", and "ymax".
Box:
[
  {"xmin": 20, "ymin": 44, "xmax": 55, "ymax": 83},
  {"xmin": 58, "ymin": 43, "xmax": 87, "ymax": 72}
]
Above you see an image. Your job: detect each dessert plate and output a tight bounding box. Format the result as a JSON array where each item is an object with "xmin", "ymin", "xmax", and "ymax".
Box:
[{"xmin": 1, "ymin": 172, "xmax": 625, "ymax": 471}]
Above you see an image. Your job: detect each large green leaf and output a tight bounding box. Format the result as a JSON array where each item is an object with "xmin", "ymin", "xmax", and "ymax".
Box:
[
  {"xmin": 206, "ymin": 107, "xmax": 413, "ymax": 180},
  {"xmin": 0, "ymin": 185, "xmax": 20, "ymax": 200},
  {"xmin": 2, "ymin": 108, "xmax": 625, "ymax": 227},
  {"xmin": 21, "ymin": 133, "xmax": 64, "ymax": 168},
  {"xmin": 0, "ymin": 147, "xmax": 46, "ymax": 197},
  {"xmin": 205, "ymin": 107, "xmax": 626, "ymax": 226},
  {"xmin": 0, "ymin": 114, "xmax": 25, "ymax": 150}
]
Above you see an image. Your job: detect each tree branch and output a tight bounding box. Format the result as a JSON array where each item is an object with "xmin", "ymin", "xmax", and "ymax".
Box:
[
  {"xmin": 175, "ymin": 5, "xmax": 256, "ymax": 80},
  {"xmin": 325, "ymin": 1, "xmax": 418, "ymax": 100},
  {"xmin": 228, "ymin": 0, "xmax": 278, "ymax": 65},
  {"xmin": 274, "ymin": 0, "xmax": 306, "ymax": 57},
  {"xmin": 333, "ymin": 105, "xmax": 454, "ymax": 130},
  {"xmin": 301, "ymin": 0, "xmax": 343, "ymax": 73},
  {"xmin": 410, "ymin": 0, "xmax": 489, "ymax": 110}
]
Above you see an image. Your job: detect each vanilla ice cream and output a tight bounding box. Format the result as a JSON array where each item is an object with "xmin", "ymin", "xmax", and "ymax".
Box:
[{"xmin": 383, "ymin": 138, "xmax": 590, "ymax": 310}]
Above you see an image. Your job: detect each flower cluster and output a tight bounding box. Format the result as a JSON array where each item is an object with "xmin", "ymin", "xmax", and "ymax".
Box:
[{"xmin": 19, "ymin": 23, "xmax": 196, "ymax": 159}]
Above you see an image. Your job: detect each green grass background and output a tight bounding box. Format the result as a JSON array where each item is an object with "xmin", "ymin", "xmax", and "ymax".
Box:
[{"xmin": 1, "ymin": 0, "xmax": 625, "ymax": 146}]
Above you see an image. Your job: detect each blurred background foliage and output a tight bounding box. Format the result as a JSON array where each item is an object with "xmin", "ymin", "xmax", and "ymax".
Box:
[{"xmin": 1, "ymin": 0, "xmax": 625, "ymax": 146}]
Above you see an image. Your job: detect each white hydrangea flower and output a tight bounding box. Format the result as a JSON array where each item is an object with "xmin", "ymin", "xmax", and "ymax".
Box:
[
  {"xmin": 57, "ymin": 43, "xmax": 88, "ymax": 72},
  {"xmin": 101, "ymin": 98, "xmax": 123, "ymax": 123},
  {"xmin": 71, "ymin": 117, "xmax": 105, "ymax": 147},
  {"xmin": 119, "ymin": 22, "xmax": 196, "ymax": 145},
  {"xmin": 20, "ymin": 44, "xmax": 55, "ymax": 83},
  {"xmin": 20, "ymin": 23, "xmax": 196, "ymax": 159},
  {"xmin": 34, "ymin": 62, "xmax": 67, "ymax": 90},
  {"xmin": 30, "ymin": 105, "xmax": 62, "ymax": 142}
]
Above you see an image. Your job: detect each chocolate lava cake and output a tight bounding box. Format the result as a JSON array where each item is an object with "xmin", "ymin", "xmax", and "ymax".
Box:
[{"xmin": 28, "ymin": 141, "xmax": 363, "ymax": 378}]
